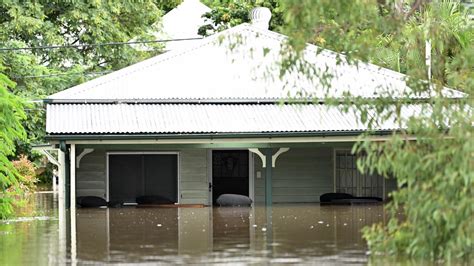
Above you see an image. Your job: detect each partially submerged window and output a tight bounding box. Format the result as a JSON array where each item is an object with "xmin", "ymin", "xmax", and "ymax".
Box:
[{"xmin": 334, "ymin": 150, "xmax": 384, "ymax": 198}]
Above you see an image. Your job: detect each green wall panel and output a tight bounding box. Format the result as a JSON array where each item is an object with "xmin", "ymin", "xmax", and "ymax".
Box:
[
  {"xmin": 254, "ymin": 148, "xmax": 336, "ymax": 203},
  {"xmin": 76, "ymin": 149, "xmax": 107, "ymax": 198}
]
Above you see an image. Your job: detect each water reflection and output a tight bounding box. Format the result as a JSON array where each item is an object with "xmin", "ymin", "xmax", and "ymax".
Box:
[
  {"xmin": 0, "ymin": 193, "xmax": 60, "ymax": 265},
  {"xmin": 0, "ymin": 193, "xmax": 388, "ymax": 264}
]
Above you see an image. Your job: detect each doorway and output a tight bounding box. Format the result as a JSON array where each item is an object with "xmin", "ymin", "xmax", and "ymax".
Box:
[{"xmin": 211, "ymin": 150, "xmax": 249, "ymax": 204}]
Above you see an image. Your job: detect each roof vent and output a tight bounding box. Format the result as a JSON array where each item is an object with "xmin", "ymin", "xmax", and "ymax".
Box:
[{"xmin": 249, "ymin": 7, "xmax": 272, "ymax": 30}]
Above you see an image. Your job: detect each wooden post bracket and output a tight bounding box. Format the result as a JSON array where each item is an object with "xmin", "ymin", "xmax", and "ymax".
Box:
[
  {"xmin": 42, "ymin": 149, "xmax": 60, "ymax": 166},
  {"xmin": 248, "ymin": 148, "xmax": 266, "ymax": 168},
  {"xmin": 76, "ymin": 148, "xmax": 94, "ymax": 168},
  {"xmin": 32, "ymin": 146, "xmax": 60, "ymax": 166},
  {"xmin": 272, "ymin": 148, "xmax": 290, "ymax": 167}
]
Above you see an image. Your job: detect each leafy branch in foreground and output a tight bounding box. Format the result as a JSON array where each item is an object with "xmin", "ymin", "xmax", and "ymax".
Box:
[
  {"xmin": 0, "ymin": 1, "xmax": 178, "ymax": 184},
  {"xmin": 278, "ymin": 0, "xmax": 473, "ymax": 261},
  {"xmin": 0, "ymin": 68, "xmax": 26, "ymax": 219}
]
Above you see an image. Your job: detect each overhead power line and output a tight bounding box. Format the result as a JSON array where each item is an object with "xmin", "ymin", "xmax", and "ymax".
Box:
[
  {"xmin": 0, "ymin": 37, "xmax": 203, "ymax": 51},
  {"xmin": 13, "ymin": 71, "xmax": 112, "ymax": 79}
]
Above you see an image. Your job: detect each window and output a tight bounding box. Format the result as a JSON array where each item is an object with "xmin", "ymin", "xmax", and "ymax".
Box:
[{"xmin": 335, "ymin": 150, "xmax": 384, "ymax": 198}]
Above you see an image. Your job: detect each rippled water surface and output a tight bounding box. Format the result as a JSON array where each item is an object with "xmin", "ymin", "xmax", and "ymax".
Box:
[{"xmin": 0, "ymin": 193, "xmax": 388, "ymax": 265}]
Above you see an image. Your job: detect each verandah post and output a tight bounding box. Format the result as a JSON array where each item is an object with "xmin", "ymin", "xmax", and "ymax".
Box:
[
  {"xmin": 70, "ymin": 144, "xmax": 76, "ymax": 209},
  {"xmin": 264, "ymin": 148, "xmax": 273, "ymax": 206},
  {"xmin": 57, "ymin": 148, "xmax": 67, "ymax": 260},
  {"xmin": 69, "ymin": 143, "xmax": 77, "ymax": 264}
]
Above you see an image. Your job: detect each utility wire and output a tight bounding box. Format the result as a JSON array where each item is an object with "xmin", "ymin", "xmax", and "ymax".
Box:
[
  {"xmin": 12, "ymin": 71, "xmax": 112, "ymax": 79},
  {"xmin": 0, "ymin": 37, "xmax": 203, "ymax": 51}
]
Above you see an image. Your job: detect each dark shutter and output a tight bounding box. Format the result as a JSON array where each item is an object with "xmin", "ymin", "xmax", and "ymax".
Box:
[
  {"xmin": 109, "ymin": 154, "xmax": 178, "ymax": 203},
  {"xmin": 109, "ymin": 155, "xmax": 143, "ymax": 203},
  {"xmin": 144, "ymin": 155, "xmax": 178, "ymax": 202}
]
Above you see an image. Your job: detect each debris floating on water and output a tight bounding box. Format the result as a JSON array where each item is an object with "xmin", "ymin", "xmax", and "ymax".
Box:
[{"xmin": 157, "ymin": 224, "xmax": 162, "ymax": 227}]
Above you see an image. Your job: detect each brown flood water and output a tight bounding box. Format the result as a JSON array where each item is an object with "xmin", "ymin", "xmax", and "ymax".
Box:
[{"xmin": 0, "ymin": 193, "xmax": 387, "ymax": 265}]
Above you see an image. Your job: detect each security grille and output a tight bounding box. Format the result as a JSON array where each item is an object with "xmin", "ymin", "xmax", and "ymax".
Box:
[{"xmin": 335, "ymin": 150, "xmax": 384, "ymax": 198}]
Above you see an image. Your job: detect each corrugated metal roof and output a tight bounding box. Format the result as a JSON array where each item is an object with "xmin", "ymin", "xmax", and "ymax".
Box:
[
  {"xmin": 47, "ymin": 24, "xmax": 463, "ymax": 102},
  {"xmin": 46, "ymin": 103, "xmax": 419, "ymax": 134}
]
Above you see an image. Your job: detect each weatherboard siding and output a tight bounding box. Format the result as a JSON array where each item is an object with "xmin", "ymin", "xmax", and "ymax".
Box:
[
  {"xmin": 76, "ymin": 147, "xmax": 382, "ymax": 204},
  {"xmin": 76, "ymin": 149, "xmax": 107, "ymax": 198},
  {"xmin": 254, "ymin": 148, "xmax": 335, "ymax": 203}
]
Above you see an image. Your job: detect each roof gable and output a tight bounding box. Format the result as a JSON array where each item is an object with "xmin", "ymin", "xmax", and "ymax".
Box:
[
  {"xmin": 160, "ymin": 0, "xmax": 210, "ymax": 50},
  {"xmin": 48, "ymin": 24, "xmax": 463, "ymax": 102}
]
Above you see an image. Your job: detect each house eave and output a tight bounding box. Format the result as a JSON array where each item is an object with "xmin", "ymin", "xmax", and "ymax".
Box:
[
  {"xmin": 43, "ymin": 96, "xmax": 467, "ymax": 105},
  {"xmin": 43, "ymin": 98, "xmax": 309, "ymax": 104},
  {"xmin": 44, "ymin": 130, "xmax": 407, "ymax": 145}
]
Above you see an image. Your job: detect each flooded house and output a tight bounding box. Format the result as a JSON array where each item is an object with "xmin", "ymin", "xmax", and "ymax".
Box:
[
  {"xmin": 41, "ymin": 7, "xmax": 461, "ymax": 209},
  {"xmin": 4, "ymin": 3, "xmax": 467, "ymax": 265}
]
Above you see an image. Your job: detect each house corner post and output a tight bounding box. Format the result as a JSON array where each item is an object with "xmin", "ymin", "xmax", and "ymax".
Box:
[
  {"xmin": 69, "ymin": 143, "xmax": 77, "ymax": 264},
  {"xmin": 59, "ymin": 141, "xmax": 71, "ymax": 209},
  {"xmin": 70, "ymin": 144, "xmax": 76, "ymax": 209},
  {"xmin": 58, "ymin": 149, "xmax": 66, "ymax": 210},
  {"xmin": 57, "ymin": 141, "xmax": 68, "ymax": 262},
  {"xmin": 57, "ymin": 148, "xmax": 67, "ymax": 261}
]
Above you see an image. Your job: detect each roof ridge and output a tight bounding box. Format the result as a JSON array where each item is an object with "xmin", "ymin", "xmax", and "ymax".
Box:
[
  {"xmin": 242, "ymin": 25, "xmax": 408, "ymax": 82},
  {"xmin": 47, "ymin": 23, "xmax": 463, "ymax": 101}
]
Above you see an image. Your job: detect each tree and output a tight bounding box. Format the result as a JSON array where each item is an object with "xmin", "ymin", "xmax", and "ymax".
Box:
[
  {"xmin": 198, "ymin": 0, "xmax": 284, "ymax": 36},
  {"xmin": 204, "ymin": 0, "xmax": 473, "ymax": 261},
  {"xmin": 0, "ymin": 67, "xmax": 26, "ymax": 219},
  {"xmin": 0, "ymin": 1, "xmax": 180, "ymax": 182},
  {"xmin": 276, "ymin": 0, "xmax": 473, "ymax": 261}
]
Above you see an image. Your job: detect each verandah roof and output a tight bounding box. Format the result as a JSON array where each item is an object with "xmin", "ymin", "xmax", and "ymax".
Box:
[{"xmin": 46, "ymin": 103, "xmax": 420, "ymax": 135}]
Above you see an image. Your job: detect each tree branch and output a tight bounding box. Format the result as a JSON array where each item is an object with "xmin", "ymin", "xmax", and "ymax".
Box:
[{"xmin": 404, "ymin": 0, "xmax": 424, "ymax": 20}]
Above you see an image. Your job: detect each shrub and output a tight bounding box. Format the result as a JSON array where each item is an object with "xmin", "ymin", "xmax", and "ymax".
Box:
[{"xmin": 11, "ymin": 155, "xmax": 37, "ymax": 192}]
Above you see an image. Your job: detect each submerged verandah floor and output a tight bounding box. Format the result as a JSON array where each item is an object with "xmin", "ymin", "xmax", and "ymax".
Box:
[{"xmin": 0, "ymin": 193, "xmax": 387, "ymax": 265}]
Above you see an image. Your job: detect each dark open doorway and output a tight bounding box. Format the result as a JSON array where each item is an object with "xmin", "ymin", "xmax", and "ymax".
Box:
[
  {"xmin": 212, "ymin": 150, "xmax": 249, "ymax": 204},
  {"xmin": 108, "ymin": 153, "xmax": 178, "ymax": 203}
]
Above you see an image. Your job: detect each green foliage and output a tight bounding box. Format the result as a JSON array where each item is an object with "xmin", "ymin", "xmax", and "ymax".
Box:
[
  {"xmin": 277, "ymin": 0, "xmax": 473, "ymax": 262},
  {"xmin": 0, "ymin": 67, "xmax": 26, "ymax": 219},
  {"xmin": 356, "ymin": 103, "xmax": 473, "ymax": 260},
  {"xmin": 0, "ymin": 1, "xmax": 165, "ymax": 69},
  {"xmin": 199, "ymin": 0, "xmax": 284, "ymax": 36},
  {"xmin": 155, "ymin": 0, "xmax": 183, "ymax": 13},
  {"xmin": 279, "ymin": 0, "xmax": 473, "ymax": 90},
  {"xmin": 0, "ymin": 1, "xmax": 179, "ymax": 184}
]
